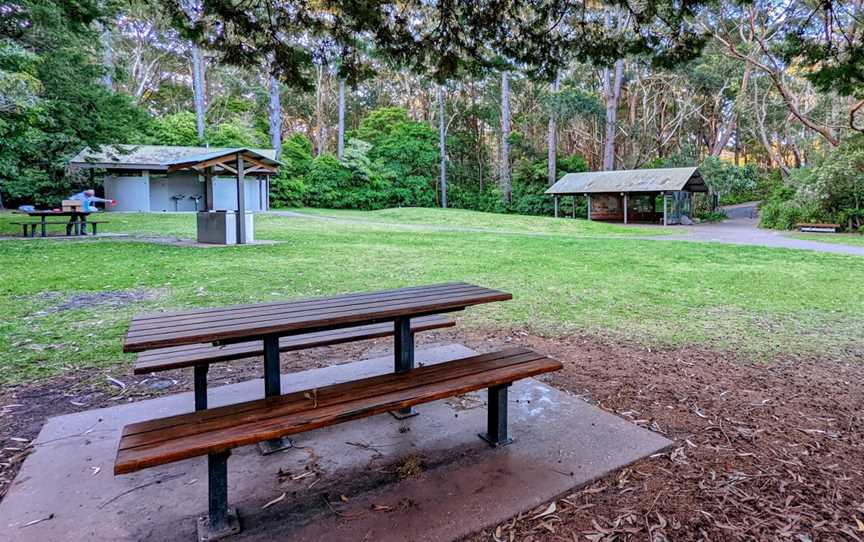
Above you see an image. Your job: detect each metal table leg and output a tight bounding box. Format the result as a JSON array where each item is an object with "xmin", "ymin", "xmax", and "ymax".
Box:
[
  {"xmin": 479, "ymin": 383, "xmax": 514, "ymax": 447},
  {"xmin": 194, "ymin": 365, "xmax": 208, "ymax": 411},
  {"xmin": 197, "ymin": 450, "xmax": 240, "ymax": 541},
  {"xmin": 258, "ymin": 334, "xmax": 293, "ymax": 455},
  {"xmin": 390, "ymin": 317, "xmax": 418, "ymax": 419}
]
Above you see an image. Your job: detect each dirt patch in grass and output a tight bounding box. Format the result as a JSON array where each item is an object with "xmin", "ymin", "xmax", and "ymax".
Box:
[
  {"xmin": 2, "ymin": 330, "xmax": 863, "ymax": 542},
  {"xmin": 31, "ymin": 288, "xmax": 161, "ymax": 314}
]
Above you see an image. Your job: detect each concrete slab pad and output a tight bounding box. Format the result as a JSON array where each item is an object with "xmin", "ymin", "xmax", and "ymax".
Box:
[{"xmin": 0, "ymin": 345, "xmax": 672, "ymax": 542}]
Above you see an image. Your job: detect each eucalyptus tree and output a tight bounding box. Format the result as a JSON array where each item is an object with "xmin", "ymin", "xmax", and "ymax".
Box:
[
  {"xmin": 706, "ymin": 0, "xmax": 855, "ymax": 147},
  {"xmin": 178, "ymin": 0, "xmax": 207, "ymax": 140}
]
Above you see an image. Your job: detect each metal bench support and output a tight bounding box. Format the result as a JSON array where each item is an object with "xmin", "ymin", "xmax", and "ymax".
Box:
[
  {"xmin": 197, "ymin": 450, "xmax": 240, "ymax": 541},
  {"xmin": 479, "ymin": 383, "xmax": 513, "ymax": 447},
  {"xmin": 258, "ymin": 334, "xmax": 293, "ymax": 454},
  {"xmin": 390, "ymin": 317, "xmax": 418, "ymax": 419},
  {"xmin": 194, "ymin": 365, "xmax": 208, "ymax": 411}
]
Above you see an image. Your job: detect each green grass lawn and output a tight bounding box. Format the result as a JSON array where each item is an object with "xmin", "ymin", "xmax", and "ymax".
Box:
[
  {"xmin": 1, "ymin": 208, "xmax": 863, "ymax": 385},
  {"xmin": 283, "ymin": 207, "xmax": 674, "ymax": 236},
  {"xmin": 789, "ymin": 232, "xmax": 864, "ymax": 247}
]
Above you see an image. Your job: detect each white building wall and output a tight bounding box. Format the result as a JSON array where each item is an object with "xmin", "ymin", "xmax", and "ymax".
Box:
[
  {"xmin": 104, "ymin": 171, "xmax": 150, "ymax": 212},
  {"xmin": 212, "ymin": 176, "xmax": 263, "ymax": 212},
  {"xmin": 103, "ymin": 171, "xmax": 266, "ymax": 212},
  {"xmin": 148, "ymin": 172, "xmax": 205, "ymax": 212}
]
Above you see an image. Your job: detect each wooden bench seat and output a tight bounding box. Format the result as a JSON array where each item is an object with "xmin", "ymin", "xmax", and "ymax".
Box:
[
  {"xmin": 797, "ymin": 223, "xmax": 840, "ymax": 233},
  {"xmin": 116, "ymin": 347, "xmax": 561, "ymax": 474},
  {"xmin": 10, "ymin": 220, "xmax": 109, "ymax": 237},
  {"xmin": 134, "ymin": 314, "xmax": 455, "ymax": 374}
]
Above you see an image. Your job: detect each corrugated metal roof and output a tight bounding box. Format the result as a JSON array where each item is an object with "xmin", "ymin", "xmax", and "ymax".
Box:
[
  {"xmin": 546, "ymin": 167, "xmax": 707, "ymax": 194},
  {"xmin": 69, "ymin": 144, "xmax": 278, "ymax": 170}
]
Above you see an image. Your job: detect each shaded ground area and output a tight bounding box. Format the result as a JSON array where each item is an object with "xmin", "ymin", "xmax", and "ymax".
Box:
[{"xmin": 2, "ymin": 330, "xmax": 863, "ymax": 541}]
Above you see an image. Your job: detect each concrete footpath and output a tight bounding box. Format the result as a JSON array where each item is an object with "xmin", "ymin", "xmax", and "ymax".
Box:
[{"xmin": 0, "ymin": 345, "xmax": 671, "ymax": 542}]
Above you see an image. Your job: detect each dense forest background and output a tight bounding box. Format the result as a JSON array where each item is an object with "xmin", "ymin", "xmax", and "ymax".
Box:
[{"xmin": 1, "ymin": 0, "xmax": 862, "ymax": 229}]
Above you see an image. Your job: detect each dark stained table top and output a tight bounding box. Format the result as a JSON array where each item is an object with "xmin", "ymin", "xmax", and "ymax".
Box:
[
  {"xmin": 123, "ymin": 283, "xmax": 512, "ymax": 353},
  {"xmin": 27, "ymin": 211, "xmax": 91, "ymax": 217}
]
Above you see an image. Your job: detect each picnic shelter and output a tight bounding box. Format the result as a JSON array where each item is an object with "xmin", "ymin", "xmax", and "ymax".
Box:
[{"xmin": 546, "ymin": 166, "xmax": 708, "ymax": 225}]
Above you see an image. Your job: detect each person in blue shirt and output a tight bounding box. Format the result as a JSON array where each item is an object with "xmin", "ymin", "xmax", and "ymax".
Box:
[
  {"xmin": 69, "ymin": 189, "xmax": 111, "ymax": 212},
  {"xmin": 67, "ymin": 189, "xmax": 113, "ymax": 234}
]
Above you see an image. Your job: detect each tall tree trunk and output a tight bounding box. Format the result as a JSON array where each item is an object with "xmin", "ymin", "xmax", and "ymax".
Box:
[
  {"xmin": 268, "ymin": 72, "xmax": 282, "ymax": 157},
  {"xmin": 315, "ymin": 65, "xmax": 327, "ymax": 156},
  {"xmin": 438, "ymin": 85, "xmax": 447, "ymax": 208},
  {"xmin": 602, "ymin": 59, "xmax": 624, "ymax": 170},
  {"xmin": 191, "ymin": 44, "xmax": 206, "ymax": 141},
  {"xmin": 711, "ymin": 63, "xmax": 751, "ymax": 156},
  {"xmin": 547, "ymin": 72, "xmax": 560, "ymax": 186},
  {"xmin": 500, "ymin": 71, "xmax": 511, "ymax": 203},
  {"xmin": 100, "ymin": 25, "xmax": 114, "ymax": 90},
  {"xmin": 337, "ymin": 78, "xmax": 346, "ymax": 159}
]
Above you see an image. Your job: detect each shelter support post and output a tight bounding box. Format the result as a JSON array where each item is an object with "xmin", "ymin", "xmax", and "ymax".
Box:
[
  {"xmin": 236, "ymin": 153, "xmax": 247, "ymax": 244},
  {"xmin": 587, "ymin": 195, "xmax": 592, "ymax": 220},
  {"xmin": 479, "ymin": 383, "xmax": 513, "ymax": 447},
  {"xmin": 390, "ymin": 317, "xmax": 418, "ymax": 419},
  {"xmin": 572, "ymin": 196, "xmax": 576, "ymax": 218},
  {"xmin": 662, "ymin": 193, "xmax": 668, "ymax": 226},
  {"xmin": 623, "ymin": 193, "xmax": 628, "ymax": 224},
  {"xmin": 554, "ymin": 196, "xmax": 559, "ymax": 218},
  {"xmin": 204, "ymin": 168, "xmax": 214, "ymax": 211}
]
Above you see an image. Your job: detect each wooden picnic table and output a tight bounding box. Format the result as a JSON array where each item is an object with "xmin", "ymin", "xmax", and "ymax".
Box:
[
  {"xmin": 26, "ymin": 210, "xmax": 92, "ymax": 237},
  {"xmin": 124, "ymin": 282, "xmax": 512, "ymax": 447},
  {"xmin": 115, "ymin": 282, "xmax": 563, "ymax": 540}
]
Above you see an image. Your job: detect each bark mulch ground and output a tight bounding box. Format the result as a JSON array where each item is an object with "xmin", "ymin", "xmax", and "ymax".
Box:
[
  {"xmin": 462, "ymin": 331, "xmax": 864, "ymax": 542},
  {"xmin": 2, "ymin": 330, "xmax": 863, "ymax": 541}
]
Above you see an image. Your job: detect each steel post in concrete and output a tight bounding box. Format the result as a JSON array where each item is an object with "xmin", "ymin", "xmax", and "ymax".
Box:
[
  {"xmin": 197, "ymin": 450, "xmax": 240, "ymax": 541},
  {"xmin": 390, "ymin": 317, "xmax": 418, "ymax": 419},
  {"xmin": 479, "ymin": 384, "xmax": 513, "ymax": 447},
  {"xmin": 259, "ymin": 334, "xmax": 293, "ymax": 454},
  {"xmin": 194, "ymin": 365, "xmax": 208, "ymax": 411}
]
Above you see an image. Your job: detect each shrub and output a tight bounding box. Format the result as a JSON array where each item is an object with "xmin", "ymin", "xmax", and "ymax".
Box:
[
  {"xmin": 304, "ymin": 154, "xmax": 354, "ymax": 208},
  {"xmin": 148, "ymin": 112, "xmax": 199, "ymax": 146},
  {"xmin": 509, "ymin": 154, "xmax": 589, "ymax": 216}
]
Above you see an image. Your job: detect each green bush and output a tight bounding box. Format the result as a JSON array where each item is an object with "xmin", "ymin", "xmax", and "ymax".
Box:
[
  {"xmin": 696, "ymin": 210, "xmax": 728, "ymax": 222},
  {"xmin": 699, "ymin": 156, "xmax": 761, "ymax": 205},
  {"xmin": 355, "ymin": 107, "xmax": 438, "ymax": 206},
  {"xmin": 304, "ymin": 154, "xmax": 354, "ymax": 208},
  {"xmin": 148, "ymin": 112, "xmax": 199, "ymax": 146},
  {"xmin": 509, "ymin": 154, "xmax": 589, "ymax": 216},
  {"xmin": 269, "ymin": 134, "xmax": 313, "ymax": 208}
]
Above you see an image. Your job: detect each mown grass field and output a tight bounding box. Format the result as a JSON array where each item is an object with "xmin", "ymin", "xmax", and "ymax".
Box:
[
  {"xmin": 1, "ymin": 208, "xmax": 863, "ymax": 385},
  {"xmin": 789, "ymin": 232, "xmax": 864, "ymax": 247}
]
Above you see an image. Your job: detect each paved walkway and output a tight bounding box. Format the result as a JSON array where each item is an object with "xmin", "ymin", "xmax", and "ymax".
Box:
[{"xmin": 654, "ymin": 202, "xmax": 864, "ymax": 256}]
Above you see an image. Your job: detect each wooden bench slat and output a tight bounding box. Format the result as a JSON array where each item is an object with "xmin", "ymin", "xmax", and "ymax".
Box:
[
  {"xmin": 115, "ymin": 348, "xmax": 560, "ymax": 474},
  {"xmin": 123, "ymin": 285, "xmax": 510, "ymax": 352},
  {"xmin": 130, "ymin": 283, "xmax": 475, "ymax": 326},
  {"xmin": 123, "ymin": 348, "xmax": 540, "ymax": 444},
  {"xmin": 133, "ymin": 315, "xmax": 455, "ymax": 374},
  {"xmin": 126, "ymin": 283, "xmax": 480, "ymax": 335}
]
